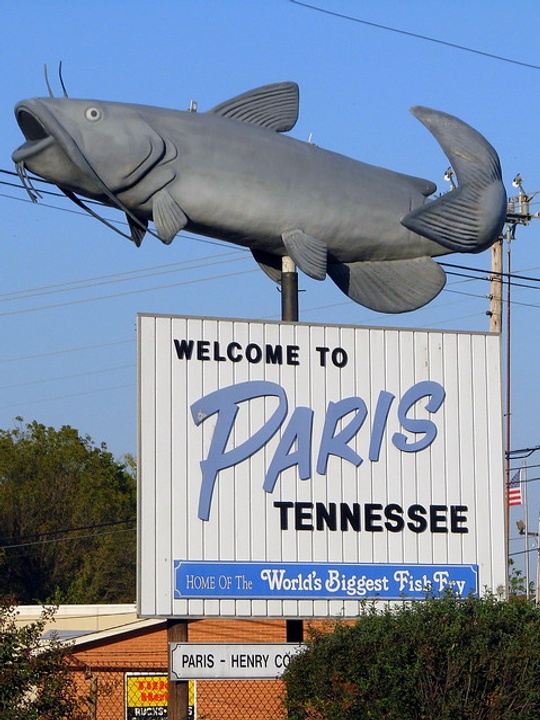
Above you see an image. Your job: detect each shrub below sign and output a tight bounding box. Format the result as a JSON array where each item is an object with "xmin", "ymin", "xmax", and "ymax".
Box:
[{"xmin": 284, "ymin": 593, "xmax": 540, "ymax": 720}]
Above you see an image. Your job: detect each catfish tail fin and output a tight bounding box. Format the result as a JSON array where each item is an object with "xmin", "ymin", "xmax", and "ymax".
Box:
[{"xmin": 401, "ymin": 107, "xmax": 506, "ymax": 253}]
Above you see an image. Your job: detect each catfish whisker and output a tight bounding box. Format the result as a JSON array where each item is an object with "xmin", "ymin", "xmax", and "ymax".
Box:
[
  {"xmin": 58, "ymin": 61, "xmax": 69, "ymax": 98},
  {"xmin": 43, "ymin": 64, "xmax": 54, "ymax": 98},
  {"xmin": 16, "ymin": 161, "xmax": 42, "ymax": 203}
]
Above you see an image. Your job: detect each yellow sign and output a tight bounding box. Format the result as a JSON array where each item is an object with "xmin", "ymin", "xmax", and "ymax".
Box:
[
  {"xmin": 127, "ymin": 675, "xmax": 168, "ymax": 707},
  {"xmin": 125, "ymin": 673, "xmax": 195, "ymax": 718}
]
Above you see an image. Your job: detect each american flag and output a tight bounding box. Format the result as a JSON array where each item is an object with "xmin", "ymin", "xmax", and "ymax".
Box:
[{"xmin": 508, "ymin": 469, "xmax": 522, "ymax": 506}]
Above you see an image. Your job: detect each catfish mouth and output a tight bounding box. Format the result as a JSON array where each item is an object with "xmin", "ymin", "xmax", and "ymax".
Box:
[{"xmin": 12, "ymin": 107, "xmax": 55, "ymax": 163}]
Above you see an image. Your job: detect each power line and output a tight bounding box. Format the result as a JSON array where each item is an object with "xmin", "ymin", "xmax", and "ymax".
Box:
[
  {"xmin": 0, "ymin": 191, "xmax": 127, "ymax": 225},
  {"xmin": 1, "ymin": 525, "xmax": 135, "ymax": 551},
  {"xmin": 0, "ymin": 517, "xmax": 136, "ymax": 546},
  {"xmin": 507, "ymin": 475, "xmax": 540, "ymax": 486},
  {"xmin": 0, "ymin": 252, "xmax": 245, "ymax": 303},
  {"xmin": 4, "ymin": 531, "xmax": 135, "ymax": 563},
  {"xmin": 509, "ymin": 547, "xmax": 539, "ymax": 557},
  {"xmin": 0, "ymin": 188, "xmax": 233, "ymax": 250},
  {"xmin": 0, "ymin": 382, "xmax": 134, "ymax": 411},
  {"xmin": 0, "ymin": 168, "xmax": 107, "ymax": 205},
  {"xmin": 441, "ymin": 261, "xmax": 540, "ymax": 284},
  {"xmin": 0, "ymin": 363, "xmax": 134, "ymax": 391},
  {"xmin": 422, "ymin": 312, "xmax": 484, "ymax": 328},
  {"xmin": 0, "ymin": 177, "xmax": 75, "ymax": 202},
  {"xmin": 443, "ymin": 289, "xmax": 488, "ymax": 302},
  {"xmin": 289, "ymin": 0, "xmax": 540, "ymax": 70},
  {"xmin": 0, "ymin": 267, "xmax": 258, "ymax": 318},
  {"xmin": 0, "ymin": 338, "xmax": 134, "ymax": 364},
  {"xmin": 445, "ymin": 270, "xmax": 490, "ymax": 284}
]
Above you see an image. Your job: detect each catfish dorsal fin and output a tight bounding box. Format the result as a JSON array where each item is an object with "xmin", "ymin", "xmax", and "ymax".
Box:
[{"xmin": 209, "ymin": 82, "xmax": 299, "ymax": 132}]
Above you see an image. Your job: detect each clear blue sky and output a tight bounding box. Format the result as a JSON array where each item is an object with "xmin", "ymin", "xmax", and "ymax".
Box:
[{"xmin": 2, "ymin": 1, "xmax": 540, "ymax": 571}]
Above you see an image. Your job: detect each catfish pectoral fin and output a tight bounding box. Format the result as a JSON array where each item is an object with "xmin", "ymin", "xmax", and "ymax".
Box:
[
  {"xmin": 252, "ymin": 248, "xmax": 282, "ymax": 284},
  {"xmin": 127, "ymin": 215, "xmax": 148, "ymax": 247},
  {"xmin": 328, "ymin": 256, "xmax": 446, "ymax": 313},
  {"xmin": 152, "ymin": 188, "xmax": 187, "ymax": 244},
  {"xmin": 282, "ymin": 229, "xmax": 327, "ymax": 280}
]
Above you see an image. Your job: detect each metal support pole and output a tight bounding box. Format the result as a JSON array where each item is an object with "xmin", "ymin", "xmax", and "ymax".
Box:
[
  {"xmin": 281, "ymin": 256, "xmax": 299, "ymax": 322},
  {"xmin": 281, "ymin": 256, "xmax": 303, "ymax": 644},
  {"xmin": 167, "ymin": 620, "xmax": 189, "ymax": 719}
]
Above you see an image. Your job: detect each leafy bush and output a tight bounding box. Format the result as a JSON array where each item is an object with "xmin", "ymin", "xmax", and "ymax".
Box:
[
  {"xmin": 0, "ymin": 602, "xmax": 88, "ymax": 720},
  {"xmin": 284, "ymin": 594, "xmax": 540, "ymax": 720}
]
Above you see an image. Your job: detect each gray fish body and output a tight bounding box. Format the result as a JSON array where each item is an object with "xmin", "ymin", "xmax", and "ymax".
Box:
[
  {"xmin": 123, "ymin": 107, "xmax": 441, "ymax": 263},
  {"xmin": 12, "ymin": 82, "xmax": 507, "ymax": 313}
]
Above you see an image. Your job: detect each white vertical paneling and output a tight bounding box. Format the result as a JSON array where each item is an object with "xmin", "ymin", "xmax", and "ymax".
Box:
[
  {"xmin": 154, "ymin": 317, "xmax": 173, "ymax": 615},
  {"xmin": 171, "ymin": 317, "xmax": 188, "ymax": 616},
  {"xmin": 323, "ymin": 324, "xmax": 345, "ymax": 617},
  {"xmin": 295, "ymin": 322, "xmax": 314, "ymax": 618},
  {"xmin": 201, "ymin": 319, "xmax": 222, "ymax": 618},
  {"xmin": 472, "ymin": 335, "xmax": 491, "ymax": 588},
  {"xmin": 370, "ymin": 331, "xmax": 386, "ymax": 562},
  {"xmin": 457, "ymin": 335, "xmax": 476, "ymax": 572},
  {"xmin": 355, "ymin": 328, "xmax": 372, "ymax": 565},
  {"xmin": 138, "ymin": 315, "xmax": 505, "ymax": 619},
  {"xmin": 384, "ymin": 330, "xmax": 403, "ymax": 565},
  {"xmin": 310, "ymin": 323, "xmax": 329, "ymax": 618},
  {"xmin": 247, "ymin": 321, "xmax": 268, "ymax": 618},
  {"xmin": 486, "ymin": 335, "xmax": 505, "ymax": 591},
  {"xmin": 279, "ymin": 321, "xmax": 300, "ymax": 619},
  {"xmin": 138, "ymin": 316, "xmax": 157, "ymax": 616},
  {"xmin": 429, "ymin": 333, "xmax": 448, "ymax": 565},
  {"xmin": 457, "ymin": 334, "xmax": 477, "ymax": 578},
  {"xmin": 340, "ymin": 325, "xmax": 359, "ymax": 616},
  {"xmin": 263, "ymin": 321, "xmax": 285, "ymax": 619},
  {"xmin": 214, "ymin": 320, "xmax": 236, "ymax": 617},
  {"xmin": 399, "ymin": 330, "xmax": 417, "ymax": 565},
  {"xmin": 414, "ymin": 332, "xmax": 433, "ymax": 564},
  {"xmin": 443, "ymin": 333, "xmax": 463, "ymax": 566},
  {"xmin": 369, "ymin": 329, "xmax": 386, "ymax": 564},
  {"xmin": 233, "ymin": 320, "xmax": 253, "ymax": 617},
  {"xmin": 185, "ymin": 318, "xmax": 205, "ymax": 617}
]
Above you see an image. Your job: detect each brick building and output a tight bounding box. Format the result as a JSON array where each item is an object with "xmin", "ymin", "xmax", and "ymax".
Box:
[{"xmin": 18, "ymin": 605, "xmax": 290, "ymax": 719}]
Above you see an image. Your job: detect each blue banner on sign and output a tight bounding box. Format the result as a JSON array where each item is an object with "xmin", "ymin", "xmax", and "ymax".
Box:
[{"xmin": 173, "ymin": 561, "xmax": 478, "ymax": 600}]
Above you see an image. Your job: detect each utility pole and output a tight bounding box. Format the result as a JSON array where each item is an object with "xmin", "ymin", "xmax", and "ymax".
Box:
[
  {"xmin": 536, "ymin": 513, "xmax": 540, "ymax": 605},
  {"xmin": 504, "ymin": 224, "xmax": 514, "ymax": 574},
  {"xmin": 167, "ymin": 620, "xmax": 189, "ymax": 719},
  {"xmin": 489, "ymin": 239, "xmax": 503, "ymax": 333},
  {"xmin": 500, "ymin": 175, "xmax": 539, "ymax": 583},
  {"xmin": 489, "ymin": 173, "xmax": 536, "ymax": 335}
]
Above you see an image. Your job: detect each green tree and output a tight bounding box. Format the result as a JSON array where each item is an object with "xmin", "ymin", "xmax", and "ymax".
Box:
[
  {"xmin": 0, "ymin": 419, "xmax": 136, "ymax": 603},
  {"xmin": 0, "ymin": 602, "xmax": 89, "ymax": 720},
  {"xmin": 284, "ymin": 594, "xmax": 540, "ymax": 720}
]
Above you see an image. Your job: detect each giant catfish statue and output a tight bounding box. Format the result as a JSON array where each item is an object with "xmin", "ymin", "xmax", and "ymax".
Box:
[{"xmin": 12, "ymin": 81, "xmax": 507, "ymax": 313}]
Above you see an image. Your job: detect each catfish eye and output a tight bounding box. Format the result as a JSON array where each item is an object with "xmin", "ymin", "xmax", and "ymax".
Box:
[{"xmin": 85, "ymin": 106, "xmax": 102, "ymax": 122}]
